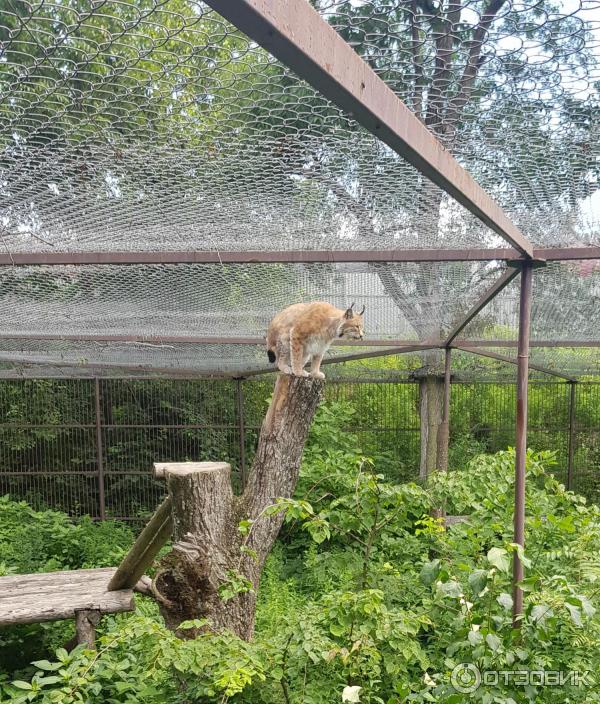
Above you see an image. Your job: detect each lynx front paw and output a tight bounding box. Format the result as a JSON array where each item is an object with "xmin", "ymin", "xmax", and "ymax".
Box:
[
  {"xmin": 293, "ymin": 369, "xmax": 310, "ymax": 378},
  {"xmin": 311, "ymin": 371, "xmax": 325, "ymax": 380}
]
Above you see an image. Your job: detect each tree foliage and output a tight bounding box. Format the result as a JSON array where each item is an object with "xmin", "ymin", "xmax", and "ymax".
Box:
[{"xmin": 1, "ymin": 407, "xmax": 599, "ymax": 702}]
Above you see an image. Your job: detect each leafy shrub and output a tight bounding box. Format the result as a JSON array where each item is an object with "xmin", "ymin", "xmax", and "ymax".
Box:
[{"xmin": 1, "ymin": 404, "xmax": 599, "ymax": 702}]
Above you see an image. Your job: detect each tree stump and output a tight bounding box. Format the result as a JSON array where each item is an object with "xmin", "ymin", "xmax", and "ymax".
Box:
[{"xmin": 154, "ymin": 374, "xmax": 324, "ymax": 640}]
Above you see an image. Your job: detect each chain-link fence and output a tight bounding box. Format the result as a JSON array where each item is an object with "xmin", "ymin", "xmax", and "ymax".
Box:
[{"xmin": 0, "ymin": 377, "xmax": 597, "ymax": 520}]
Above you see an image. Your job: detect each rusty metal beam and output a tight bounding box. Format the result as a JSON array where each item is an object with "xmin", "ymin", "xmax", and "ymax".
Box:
[
  {"xmin": 0, "ymin": 345, "xmax": 436, "ymax": 379},
  {"xmin": 453, "ymin": 345, "xmax": 577, "ymax": 382},
  {"xmin": 0, "ymin": 333, "xmax": 597, "ymax": 349},
  {"xmin": 444, "ymin": 268, "xmax": 520, "ymax": 346},
  {"xmin": 0, "ymin": 333, "xmax": 419, "ymax": 346},
  {"xmin": 322, "ymin": 343, "xmax": 437, "ymax": 366},
  {"xmin": 457, "ymin": 340, "xmax": 600, "ymax": 348},
  {"xmin": 204, "ymin": 0, "xmax": 534, "ymax": 254},
  {"xmin": 0, "ymin": 247, "xmax": 597, "ymax": 266},
  {"xmin": 240, "ymin": 343, "xmax": 438, "ymax": 377}
]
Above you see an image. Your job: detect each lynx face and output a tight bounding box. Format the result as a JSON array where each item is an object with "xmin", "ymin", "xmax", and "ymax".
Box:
[{"xmin": 339, "ymin": 315, "xmax": 364, "ymax": 340}]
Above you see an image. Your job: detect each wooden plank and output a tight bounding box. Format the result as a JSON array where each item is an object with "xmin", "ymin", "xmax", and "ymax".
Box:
[
  {"xmin": 108, "ymin": 497, "xmax": 173, "ymax": 591},
  {"xmin": 0, "ymin": 567, "xmax": 116, "ymax": 593},
  {"xmin": 0, "ymin": 568, "xmax": 135, "ymax": 626},
  {"xmin": 0, "ymin": 567, "xmax": 115, "ymax": 587}
]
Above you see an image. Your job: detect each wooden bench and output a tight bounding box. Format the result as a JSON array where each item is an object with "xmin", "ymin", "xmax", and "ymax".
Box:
[
  {"xmin": 0, "ymin": 492, "xmax": 175, "ymax": 647},
  {"xmin": 0, "ymin": 567, "xmax": 135, "ymax": 646}
]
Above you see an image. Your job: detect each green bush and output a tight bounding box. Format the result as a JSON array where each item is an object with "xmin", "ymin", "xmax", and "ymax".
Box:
[
  {"xmin": 1, "ymin": 404, "xmax": 599, "ymax": 702},
  {"xmin": 0, "ymin": 498, "xmax": 134, "ymax": 674}
]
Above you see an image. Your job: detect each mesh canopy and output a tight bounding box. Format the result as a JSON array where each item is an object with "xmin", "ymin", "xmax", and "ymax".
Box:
[
  {"xmin": 0, "ymin": 260, "xmax": 504, "ymax": 339},
  {"xmin": 1, "ymin": 1, "xmax": 507, "ymax": 253},
  {"xmin": 461, "ymin": 261, "xmax": 600, "ymax": 344},
  {"xmin": 0, "ymin": 1, "xmax": 599, "ymax": 378}
]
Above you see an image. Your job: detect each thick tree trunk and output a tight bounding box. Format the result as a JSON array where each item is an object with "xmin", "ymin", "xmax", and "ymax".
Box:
[
  {"xmin": 418, "ymin": 374, "xmax": 444, "ymax": 480},
  {"xmin": 154, "ymin": 375, "xmax": 324, "ymax": 640}
]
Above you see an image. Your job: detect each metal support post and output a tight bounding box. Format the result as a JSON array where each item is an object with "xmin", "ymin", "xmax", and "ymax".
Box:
[
  {"xmin": 436, "ymin": 348, "xmax": 452, "ymax": 472},
  {"xmin": 566, "ymin": 381, "xmax": 577, "ymax": 491},
  {"xmin": 512, "ymin": 263, "xmax": 533, "ymax": 628},
  {"xmin": 236, "ymin": 380, "xmax": 247, "ymax": 489}
]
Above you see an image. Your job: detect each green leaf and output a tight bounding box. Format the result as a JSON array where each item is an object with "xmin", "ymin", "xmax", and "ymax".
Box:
[
  {"xmin": 565, "ymin": 603, "xmax": 583, "ymax": 627},
  {"xmin": 238, "ymin": 519, "xmax": 254, "ymax": 535},
  {"xmin": 519, "ymin": 576, "xmax": 539, "ymax": 592},
  {"xmin": 439, "ymin": 580, "xmax": 463, "ymax": 598},
  {"xmin": 486, "ymin": 633, "xmax": 501, "ymax": 652},
  {"xmin": 468, "ymin": 629, "xmax": 483, "ymax": 646},
  {"xmin": 270, "ymin": 667, "xmax": 284, "ymax": 681},
  {"xmin": 240, "ymin": 545, "xmax": 258, "ymax": 561},
  {"xmin": 11, "ymin": 681, "xmax": 33, "ymax": 690},
  {"xmin": 531, "ymin": 604, "xmax": 552, "ymax": 623},
  {"xmin": 580, "ymin": 595, "xmax": 597, "ymax": 618},
  {"xmin": 329, "ymin": 622, "xmax": 345, "ymax": 636},
  {"xmin": 468, "ymin": 569, "xmax": 488, "ymax": 596},
  {"xmin": 305, "ymin": 518, "xmax": 331, "ymax": 544},
  {"xmin": 420, "ymin": 560, "xmax": 441, "ymax": 586},
  {"xmin": 38, "ymin": 676, "xmax": 61, "ymax": 685},
  {"xmin": 497, "ymin": 593, "xmax": 513, "ymax": 610},
  {"xmin": 509, "ymin": 543, "xmax": 532, "ymax": 568},
  {"xmin": 55, "ymin": 648, "xmax": 69, "ymax": 662},
  {"xmin": 176, "ymin": 618, "xmax": 209, "ymax": 630},
  {"xmin": 31, "ymin": 660, "xmax": 60, "ymax": 671},
  {"xmin": 487, "ymin": 547, "xmax": 510, "ymax": 574}
]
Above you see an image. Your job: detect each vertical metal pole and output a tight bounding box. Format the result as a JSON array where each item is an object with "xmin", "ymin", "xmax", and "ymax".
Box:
[
  {"xmin": 512, "ymin": 263, "xmax": 533, "ymax": 628},
  {"xmin": 94, "ymin": 377, "xmax": 106, "ymax": 520},
  {"xmin": 436, "ymin": 347, "xmax": 452, "ymax": 472},
  {"xmin": 236, "ymin": 379, "xmax": 247, "ymax": 489},
  {"xmin": 566, "ymin": 381, "xmax": 577, "ymax": 491}
]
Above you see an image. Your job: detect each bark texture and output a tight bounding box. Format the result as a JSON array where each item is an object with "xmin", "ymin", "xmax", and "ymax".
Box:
[
  {"xmin": 75, "ymin": 609, "xmax": 101, "ymax": 649},
  {"xmin": 155, "ymin": 375, "xmax": 324, "ymax": 640},
  {"xmin": 419, "ymin": 374, "xmax": 444, "ymax": 479}
]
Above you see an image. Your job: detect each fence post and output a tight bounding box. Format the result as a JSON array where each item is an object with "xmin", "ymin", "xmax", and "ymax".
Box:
[
  {"xmin": 566, "ymin": 381, "xmax": 577, "ymax": 491},
  {"xmin": 94, "ymin": 377, "xmax": 106, "ymax": 520},
  {"xmin": 436, "ymin": 348, "xmax": 452, "ymax": 472},
  {"xmin": 236, "ymin": 379, "xmax": 247, "ymax": 489}
]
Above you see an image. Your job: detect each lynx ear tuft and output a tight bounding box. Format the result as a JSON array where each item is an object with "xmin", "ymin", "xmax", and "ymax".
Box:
[
  {"xmin": 358, "ymin": 305, "xmax": 365, "ymax": 315},
  {"xmin": 344, "ymin": 302, "xmax": 355, "ymax": 319}
]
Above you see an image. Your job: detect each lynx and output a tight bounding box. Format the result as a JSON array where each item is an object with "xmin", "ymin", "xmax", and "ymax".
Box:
[{"xmin": 266, "ymin": 302, "xmax": 365, "ymax": 379}]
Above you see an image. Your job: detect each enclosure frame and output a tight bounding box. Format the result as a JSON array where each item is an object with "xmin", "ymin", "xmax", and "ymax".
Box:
[{"xmin": 2, "ymin": 0, "xmax": 599, "ymax": 644}]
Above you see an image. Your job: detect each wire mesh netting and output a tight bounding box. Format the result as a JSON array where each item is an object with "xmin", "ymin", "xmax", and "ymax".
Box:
[
  {"xmin": 1, "ymin": 2, "xmax": 510, "ymax": 253},
  {"xmin": 1, "ymin": 1, "xmax": 599, "ymax": 378},
  {"xmin": 0, "ymin": 377, "xmax": 597, "ymax": 518},
  {"xmin": 0, "ymin": 262, "xmax": 510, "ymax": 338}
]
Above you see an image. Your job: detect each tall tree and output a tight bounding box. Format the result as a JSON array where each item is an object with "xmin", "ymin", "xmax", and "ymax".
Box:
[{"xmin": 303, "ymin": 0, "xmax": 600, "ymax": 474}]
